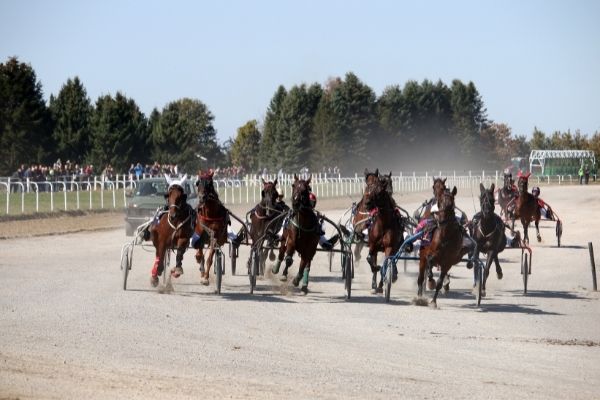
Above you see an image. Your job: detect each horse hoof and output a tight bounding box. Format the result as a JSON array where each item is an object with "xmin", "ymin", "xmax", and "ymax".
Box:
[
  {"xmin": 537, "ymin": 235, "xmax": 542, "ymax": 243},
  {"xmin": 471, "ymin": 285, "xmax": 478, "ymax": 295},
  {"xmin": 427, "ymin": 280, "xmax": 436, "ymax": 290},
  {"xmin": 200, "ymin": 277, "xmax": 209, "ymax": 286},
  {"xmin": 481, "ymin": 290, "xmax": 486, "ymax": 298},
  {"xmin": 300, "ymin": 286, "xmax": 309, "ymax": 295},
  {"xmin": 443, "ymin": 284, "xmax": 450, "ymax": 293},
  {"xmin": 375, "ymin": 287, "xmax": 383, "ymax": 294},
  {"xmin": 370, "ymin": 288, "xmax": 378, "ymax": 294},
  {"xmin": 292, "ymin": 277, "xmax": 299, "ymax": 287},
  {"xmin": 466, "ymin": 261, "xmax": 473, "ymax": 270},
  {"xmin": 497, "ymin": 271, "xmax": 503, "ymax": 280},
  {"xmin": 171, "ymin": 267, "xmax": 183, "ymax": 278},
  {"xmin": 429, "ymin": 300, "xmax": 438, "ymax": 308},
  {"xmin": 279, "ymin": 275, "xmax": 288, "ymax": 282},
  {"xmin": 150, "ymin": 276, "xmax": 159, "ymax": 287}
]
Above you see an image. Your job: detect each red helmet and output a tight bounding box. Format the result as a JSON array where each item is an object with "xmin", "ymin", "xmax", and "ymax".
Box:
[{"xmin": 309, "ymin": 192, "xmax": 317, "ymax": 207}]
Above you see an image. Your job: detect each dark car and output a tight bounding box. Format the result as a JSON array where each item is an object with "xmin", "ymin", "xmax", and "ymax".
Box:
[{"xmin": 124, "ymin": 177, "xmax": 198, "ymax": 236}]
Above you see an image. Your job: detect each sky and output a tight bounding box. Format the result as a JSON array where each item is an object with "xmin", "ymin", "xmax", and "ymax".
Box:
[{"xmin": 1, "ymin": 0, "xmax": 599, "ymax": 143}]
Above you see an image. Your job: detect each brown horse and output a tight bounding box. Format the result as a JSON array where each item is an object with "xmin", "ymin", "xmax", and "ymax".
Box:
[
  {"xmin": 514, "ymin": 171, "xmax": 541, "ymax": 243},
  {"xmin": 349, "ymin": 169, "xmax": 380, "ymax": 261},
  {"xmin": 149, "ymin": 176, "xmax": 195, "ymax": 287},
  {"xmin": 271, "ymin": 175, "xmax": 319, "ymax": 294},
  {"xmin": 248, "ymin": 178, "xmax": 284, "ymax": 243},
  {"xmin": 497, "ymin": 172, "xmax": 518, "ymax": 222},
  {"xmin": 417, "ymin": 187, "xmax": 473, "ymax": 307},
  {"xmin": 363, "ymin": 175, "xmax": 404, "ymax": 293},
  {"xmin": 469, "ymin": 183, "xmax": 507, "ymax": 297},
  {"xmin": 193, "ymin": 171, "xmax": 228, "ymax": 285}
]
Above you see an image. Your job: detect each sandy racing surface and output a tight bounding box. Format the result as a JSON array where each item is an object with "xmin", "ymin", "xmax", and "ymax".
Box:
[{"xmin": 1, "ymin": 185, "xmax": 600, "ymax": 399}]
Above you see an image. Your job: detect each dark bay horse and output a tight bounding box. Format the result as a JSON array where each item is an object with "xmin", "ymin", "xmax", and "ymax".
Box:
[
  {"xmin": 349, "ymin": 169, "xmax": 380, "ymax": 261},
  {"xmin": 417, "ymin": 187, "xmax": 473, "ymax": 307},
  {"xmin": 363, "ymin": 176, "xmax": 404, "ymax": 293},
  {"xmin": 248, "ymin": 178, "xmax": 284, "ymax": 243},
  {"xmin": 514, "ymin": 171, "xmax": 541, "ymax": 243},
  {"xmin": 271, "ymin": 175, "xmax": 319, "ymax": 294},
  {"xmin": 193, "ymin": 171, "xmax": 228, "ymax": 285},
  {"xmin": 149, "ymin": 176, "xmax": 195, "ymax": 287},
  {"xmin": 414, "ymin": 177, "xmax": 447, "ymax": 222},
  {"xmin": 469, "ymin": 183, "xmax": 507, "ymax": 297}
]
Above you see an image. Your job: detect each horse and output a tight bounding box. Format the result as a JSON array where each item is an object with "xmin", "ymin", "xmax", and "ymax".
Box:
[
  {"xmin": 469, "ymin": 183, "xmax": 507, "ymax": 297},
  {"xmin": 246, "ymin": 178, "xmax": 288, "ymax": 269},
  {"xmin": 414, "ymin": 177, "xmax": 447, "ymax": 222},
  {"xmin": 416, "ymin": 187, "xmax": 473, "ymax": 307},
  {"xmin": 348, "ymin": 168, "xmax": 380, "ymax": 261},
  {"xmin": 149, "ymin": 176, "xmax": 195, "ymax": 287},
  {"xmin": 363, "ymin": 175, "xmax": 405, "ymax": 293},
  {"xmin": 514, "ymin": 171, "xmax": 541, "ymax": 243},
  {"xmin": 271, "ymin": 175, "xmax": 320, "ymax": 294},
  {"xmin": 193, "ymin": 170, "xmax": 228, "ymax": 285},
  {"xmin": 497, "ymin": 173, "xmax": 518, "ymax": 222}
]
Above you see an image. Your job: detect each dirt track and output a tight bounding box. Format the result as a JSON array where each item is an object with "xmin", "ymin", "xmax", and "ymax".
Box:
[{"xmin": 1, "ymin": 185, "xmax": 600, "ymax": 399}]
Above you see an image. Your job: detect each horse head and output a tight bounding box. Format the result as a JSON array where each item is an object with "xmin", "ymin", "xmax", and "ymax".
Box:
[
  {"xmin": 292, "ymin": 174, "xmax": 312, "ymax": 212},
  {"xmin": 517, "ymin": 171, "xmax": 531, "ymax": 194},
  {"xmin": 364, "ymin": 168, "xmax": 379, "ymax": 185},
  {"xmin": 196, "ymin": 170, "xmax": 216, "ymax": 204},
  {"xmin": 479, "ymin": 183, "xmax": 495, "ymax": 217},
  {"xmin": 437, "ymin": 186, "xmax": 457, "ymax": 222},
  {"xmin": 379, "ymin": 171, "xmax": 393, "ymax": 196},
  {"xmin": 260, "ymin": 178, "xmax": 279, "ymax": 216},
  {"xmin": 164, "ymin": 174, "xmax": 188, "ymax": 220},
  {"xmin": 432, "ymin": 177, "xmax": 447, "ymax": 199},
  {"xmin": 363, "ymin": 176, "xmax": 385, "ymax": 211}
]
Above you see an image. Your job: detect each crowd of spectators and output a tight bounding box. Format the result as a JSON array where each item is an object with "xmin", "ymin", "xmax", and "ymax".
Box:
[{"xmin": 212, "ymin": 166, "xmax": 245, "ymax": 180}]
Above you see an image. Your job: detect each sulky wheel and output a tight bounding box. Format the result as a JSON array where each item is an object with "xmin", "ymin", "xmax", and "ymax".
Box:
[
  {"xmin": 475, "ymin": 261, "xmax": 483, "ymax": 307},
  {"xmin": 556, "ymin": 220, "xmax": 562, "ymax": 248},
  {"xmin": 384, "ymin": 258, "xmax": 393, "ymax": 303},
  {"xmin": 249, "ymin": 248, "xmax": 259, "ymax": 294},
  {"xmin": 215, "ymin": 249, "xmax": 223, "ymax": 295},
  {"xmin": 521, "ymin": 253, "xmax": 529, "ymax": 295}
]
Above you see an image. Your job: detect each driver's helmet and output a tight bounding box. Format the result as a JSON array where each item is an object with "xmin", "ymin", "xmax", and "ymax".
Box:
[
  {"xmin": 503, "ymin": 167, "xmax": 512, "ymax": 178},
  {"xmin": 309, "ymin": 192, "xmax": 317, "ymax": 208},
  {"xmin": 532, "ymin": 186, "xmax": 540, "ymax": 197}
]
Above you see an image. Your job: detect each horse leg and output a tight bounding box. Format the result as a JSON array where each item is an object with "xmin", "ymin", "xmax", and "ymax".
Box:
[
  {"xmin": 431, "ymin": 267, "xmax": 449, "ymax": 308},
  {"xmin": 535, "ymin": 217, "xmax": 541, "ymax": 242},
  {"xmin": 354, "ymin": 240, "xmax": 363, "ymax": 262},
  {"xmin": 367, "ymin": 251, "xmax": 380, "ymax": 294},
  {"xmin": 171, "ymin": 239, "xmax": 186, "ymax": 278},
  {"xmin": 293, "ymin": 259, "xmax": 310, "ymax": 294},
  {"xmin": 494, "ymin": 255, "xmax": 503, "ymax": 280},
  {"xmin": 271, "ymin": 233, "xmax": 286, "ymax": 275},
  {"xmin": 201, "ymin": 248, "xmax": 214, "ymax": 285},
  {"xmin": 151, "ymin": 244, "xmax": 163, "ymax": 287},
  {"xmin": 426, "ymin": 255, "xmax": 436, "ymax": 290},
  {"xmin": 481, "ymin": 252, "xmax": 494, "ymax": 297},
  {"xmin": 522, "ymin": 219, "xmax": 530, "ymax": 244},
  {"xmin": 417, "ymin": 255, "xmax": 426, "ymax": 298},
  {"xmin": 195, "ymin": 248, "xmax": 205, "ymax": 274}
]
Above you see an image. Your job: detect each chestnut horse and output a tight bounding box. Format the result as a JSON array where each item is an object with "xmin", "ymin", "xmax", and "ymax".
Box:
[
  {"xmin": 363, "ymin": 175, "xmax": 404, "ymax": 293},
  {"xmin": 149, "ymin": 176, "xmax": 195, "ymax": 287},
  {"xmin": 271, "ymin": 175, "xmax": 319, "ymax": 294},
  {"xmin": 193, "ymin": 171, "xmax": 228, "ymax": 285},
  {"xmin": 417, "ymin": 187, "xmax": 473, "ymax": 307},
  {"xmin": 248, "ymin": 178, "xmax": 284, "ymax": 244},
  {"xmin": 514, "ymin": 171, "xmax": 541, "ymax": 243},
  {"xmin": 469, "ymin": 183, "xmax": 507, "ymax": 297}
]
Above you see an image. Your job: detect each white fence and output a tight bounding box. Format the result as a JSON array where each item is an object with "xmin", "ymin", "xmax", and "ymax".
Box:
[{"xmin": 0, "ymin": 171, "xmax": 581, "ymax": 215}]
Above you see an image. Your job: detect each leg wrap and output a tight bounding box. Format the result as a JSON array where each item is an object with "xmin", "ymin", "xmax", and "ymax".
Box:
[{"xmin": 302, "ymin": 268, "xmax": 310, "ymax": 286}]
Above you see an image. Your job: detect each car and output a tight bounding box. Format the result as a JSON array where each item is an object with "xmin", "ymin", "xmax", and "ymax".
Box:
[{"xmin": 124, "ymin": 177, "xmax": 199, "ymax": 236}]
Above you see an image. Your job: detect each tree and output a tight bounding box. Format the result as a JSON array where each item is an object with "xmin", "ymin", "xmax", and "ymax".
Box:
[
  {"xmin": 0, "ymin": 57, "xmax": 52, "ymax": 175},
  {"xmin": 259, "ymin": 85, "xmax": 287, "ymax": 172},
  {"xmin": 152, "ymin": 98, "xmax": 219, "ymax": 173},
  {"xmin": 89, "ymin": 92, "xmax": 149, "ymax": 172},
  {"xmin": 231, "ymin": 119, "xmax": 261, "ymax": 171},
  {"xmin": 451, "ymin": 80, "xmax": 487, "ymax": 161},
  {"xmin": 49, "ymin": 76, "xmax": 93, "ymax": 164},
  {"xmin": 529, "ymin": 127, "xmax": 548, "ymax": 150},
  {"xmin": 329, "ymin": 72, "xmax": 377, "ymax": 172},
  {"xmin": 310, "ymin": 90, "xmax": 340, "ymax": 170}
]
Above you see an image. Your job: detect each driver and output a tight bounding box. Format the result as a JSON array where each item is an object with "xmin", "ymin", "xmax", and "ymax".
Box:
[
  {"xmin": 309, "ymin": 192, "xmax": 339, "ymax": 250},
  {"xmin": 531, "ymin": 186, "xmax": 554, "ymax": 220}
]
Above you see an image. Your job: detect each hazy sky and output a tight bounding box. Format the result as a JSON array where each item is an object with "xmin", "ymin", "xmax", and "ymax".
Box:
[{"xmin": 2, "ymin": 0, "xmax": 599, "ymax": 143}]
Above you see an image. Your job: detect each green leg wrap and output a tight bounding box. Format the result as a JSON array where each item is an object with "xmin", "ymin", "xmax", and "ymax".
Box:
[
  {"xmin": 302, "ymin": 268, "xmax": 310, "ymax": 286},
  {"xmin": 272, "ymin": 259, "xmax": 281, "ymax": 274}
]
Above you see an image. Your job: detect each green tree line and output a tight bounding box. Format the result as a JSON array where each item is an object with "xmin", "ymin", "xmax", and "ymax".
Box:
[{"xmin": 2, "ymin": 57, "xmax": 598, "ymax": 177}]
